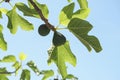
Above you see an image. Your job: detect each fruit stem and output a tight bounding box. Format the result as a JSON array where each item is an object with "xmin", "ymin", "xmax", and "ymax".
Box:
[
  {"xmin": 28, "ymin": 0, "xmax": 56, "ymax": 32},
  {"xmin": 56, "ymin": 27, "xmax": 68, "ymax": 30}
]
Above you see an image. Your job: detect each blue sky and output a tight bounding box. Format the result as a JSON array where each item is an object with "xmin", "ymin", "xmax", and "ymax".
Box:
[{"xmin": 0, "ymin": 0, "xmax": 120, "ymax": 80}]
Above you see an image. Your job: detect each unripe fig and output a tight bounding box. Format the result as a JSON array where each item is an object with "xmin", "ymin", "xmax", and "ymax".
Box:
[
  {"xmin": 5, "ymin": 0, "xmax": 10, "ymax": 2},
  {"xmin": 38, "ymin": 24, "xmax": 50, "ymax": 36},
  {"xmin": 52, "ymin": 31, "xmax": 66, "ymax": 46}
]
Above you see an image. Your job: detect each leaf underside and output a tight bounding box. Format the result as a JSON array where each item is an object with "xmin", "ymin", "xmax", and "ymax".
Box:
[
  {"xmin": 6, "ymin": 6, "xmax": 34, "ymax": 34},
  {"xmin": 77, "ymin": 0, "xmax": 88, "ymax": 9},
  {"xmin": 41, "ymin": 70, "xmax": 54, "ymax": 80},
  {"xmin": 0, "ymin": 11, "xmax": 2, "ymax": 18},
  {"xmin": 0, "ymin": 55, "xmax": 16, "ymax": 62},
  {"xmin": 0, "ymin": 24, "xmax": 7, "ymax": 51},
  {"xmin": 16, "ymin": 0, "xmax": 49, "ymax": 19},
  {"xmin": 59, "ymin": 0, "xmax": 90, "ymax": 26},
  {"xmin": 59, "ymin": 3, "xmax": 75, "ymax": 26},
  {"xmin": 68, "ymin": 18, "xmax": 102, "ymax": 52},
  {"xmin": 20, "ymin": 69, "xmax": 30, "ymax": 80},
  {"xmin": 0, "ymin": 68, "xmax": 9, "ymax": 80},
  {"xmin": 27, "ymin": 61, "xmax": 41, "ymax": 75},
  {"xmin": 27, "ymin": 61, "xmax": 54, "ymax": 80},
  {"xmin": 48, "ymin": 41, "xmax": 76, "ymax": 78}
]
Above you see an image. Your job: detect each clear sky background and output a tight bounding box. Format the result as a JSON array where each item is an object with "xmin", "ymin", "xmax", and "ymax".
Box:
[{"xmin": 0, "ymin": 0, "xmax": 120, "ymax": 80}]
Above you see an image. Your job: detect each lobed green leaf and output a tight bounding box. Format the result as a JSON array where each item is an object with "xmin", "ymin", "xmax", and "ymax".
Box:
[
  {"xmin": 0, "ymin": 11, "xmax": 2, "ymax": 18},
  {"xmin": 12, "ymin": 61, "xmax": 20, "ymax": 69},
  {"xmin": 6, "ymin": 6, "xmax": 34, "ymax": 34},
  {"xmin": 72, "ymin": 8, "xmax": 90, "ymax": 19},
  {"xmin": 27, "ymin": 61, "xmax": 41, "ymax": 75},
  {"xmin": 41, "ymin": 70, "xmax": 54, "ymax": 80},
  {"xmin": 18, "ymin": 15, "xmax": 34, "ymax": 31},
  {"xmin": 0, "ymin": 55, "xmax": 16, "ymax": 62},
  {"xmin": 65, "ymin": 74, "xmax": 78, "ymax": 79},
  {"xmin": 65, "ymin": 74, "xmax": 74, "ymax": 79},
  {"xmin": 59, "ymin": 1, "xmax": 90, "ymax": 26},
  {"xmin": 0, "ymin": 68, "xmax": 9, "ymax": 80},
  {"xmin": 67, "ymin": 0, "xmax": 72, "ymax": 3},
  {"xmin": 68, "ymin": 18, "xmax": 102, "ymax": 52},
  {"xmin": 0, "ymin": 67, "xmax": 10, "ymax": 79},
  {"xmin": 20, "ymin": 69, "xmax": 30, "ymax": 80},
  {"xmin": 0, "ymin": 68, "xmax": 7, "ymax": 73},
  {"xmin": 0, "ymin": 24, "xmax": 7, "ymax": 51},
  {"xmin": 48, "ymin": 41, "xmax": 76, "ymax": 78},
  {"xmin": 33, "ymin": 0, "xmax": 49, "ymax": 19},
  {"xmin": 15, "ymin": 2, "xmax": 40, "ymax": 18},
  {"xmin": 77, "ymin": 0, "xmax": 88, "ymax": 9},
  {"xmin": 16, "ymin": 0, "xmax": 49, "ymax": 19},
  {"xmin": 28, "ymin": 0, "xmax": 34, "ymax": 9},
  {"xmin": 59, "ymin": 3, "xmax": 75, "ymax": 26},
  {"xmin": 0, "ymin": 24, "xmax": 3, "ymax": 31},
  {"xmin": 12, "ymin": 61, "xmax": 21, "ymax": 75},
  {"xmin": 0, "ymin": 75, "xmax": 8, "ymax": 80}
]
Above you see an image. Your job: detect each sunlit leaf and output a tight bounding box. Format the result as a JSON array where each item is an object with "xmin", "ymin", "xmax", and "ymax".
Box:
[
  {"xmin": 0, "ymin": 68, "xmax": 7, "ymax": 73},
  {"xmin": 28, "ymin": 0, "xmax": 34, "ymax": 9},
  {"xmin": 65, "ymin": 74, "xmax": 78, "ymax": 79},
  {"xmin": 7, "ymin": 6, "xmax": 34, "ymax": 34},
  {"xmin": 20, "ymin": 69, "xmax": 30, "ymax": 80},
  {"xmin": 77, "ymin": 0, "xmax": 88, "ymax": 9},
  {"xmin": 27, "ymin": 61, "xmax": 41, "ymax": 75},
  {"xmin": 41, "ymin": 70, "xmax": 54, "ymax": 80},
  {"xmin": 48, "ymin": 41, "xmax": 76, "ymax": 78},
  {"xmin": 0, "ymin": 24, "xmax": 3, "ymax": 31},
  {"xmin": 72, "ymin": 8, "xmax": 90, "ymax": 19},
  {"xmin": 33, "ymin": 0, "xmax": 49, "ymax": 19},
  {"xmin": 67, "ymin": 0, "xmax": 72, "ymax": 3},
  {"xmin": 59, "ymin": 0, "xmax": 90, "ymax": 26},
  {"xmin": 15, "ymin": 2, "xmax": 39, "ymax": 18},
  {"xmin": 65, "ymin": 74, "xmax": 74, "ymax": 79},
  {"xmin": 16, "ymin": 0, "xmax": 49, "ymax": 19},
  {"xmin": 0, "ymin": 75, "xmax": 8, "ymax": 80},
  {"xmin": 0, "ymin": 11, "xmax": 2, "ymax": 18},
  {"xmin": 68, "ymin": 18, "xmax": 102, "ymax": 52},
  {"xmin": 0, "ymin": 67, "xmax": 11, "ymax": 79},
  {"xmin": 0, "ymin": 55, "xmax": 16, "ymax": 62},
  {"xmin": 0, "ymin": 8, "xmax": 8, "ymax": 14},
  {"xmin": 0, "ymin": 68, "xmax": 9, "ymax": 80},
  {"xmin": 59, "ymin": 3, "xmax": 75, "ymax": 26},
  {"xmin": 12, "ymin": 61, "xmax": 21, "ymax": 75},
  {"xmin": 0, "ymin": 24, "xmax": 7, "ymax": 51},
  {"xmin": 19, "ymin": 52, "xmax": 27, "ymax": 61},
  {"xmin": 12, "ymin": 61, "xmax": 20, "ymax": 69},
  {"xmin": 7, "ymin": 7, "xmax": 18, "ymax": 34},
  {"xmin": 18, "ymin": 15, "xmax": 34, "ymax": 31},
  {"xmin": 75, "ymin": 0, "xmax": 90, "ymax": 19}
]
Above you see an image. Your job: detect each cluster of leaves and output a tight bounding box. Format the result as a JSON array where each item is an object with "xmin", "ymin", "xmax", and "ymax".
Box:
[
  {"xmin": 0, "ymin": 53, "xmax": 54, "ymax": 80},
  {"xmin": 0, "ymin": 0, "xmax": 102, "ymax": 80}
]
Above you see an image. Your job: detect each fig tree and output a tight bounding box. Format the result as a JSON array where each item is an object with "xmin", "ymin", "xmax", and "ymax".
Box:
[
  {"xmin": 52, "ymin": 31, "xmax": 66, "ymax": 46},
  {"xmin": 38, "ymin": 24, "xmax": 50, "ymax": 36}
]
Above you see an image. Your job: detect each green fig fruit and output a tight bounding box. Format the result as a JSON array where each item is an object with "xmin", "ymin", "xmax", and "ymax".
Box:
[
  {"xmin": 38, "ymin": 24, "xmax": 50, "ymax": 36},
  {"xmin": 52, "ymin": 31, "xmax": 66, "ymax": 46}
]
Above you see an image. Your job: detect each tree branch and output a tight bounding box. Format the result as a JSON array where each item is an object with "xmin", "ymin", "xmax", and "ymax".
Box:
[
  {"xmin": 0, "ymin": 65, "xmax": 21, "ymax": 74},
  {"xmin": 28, "ymin": 0, "xmax": 56, "ymax": 31}
]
